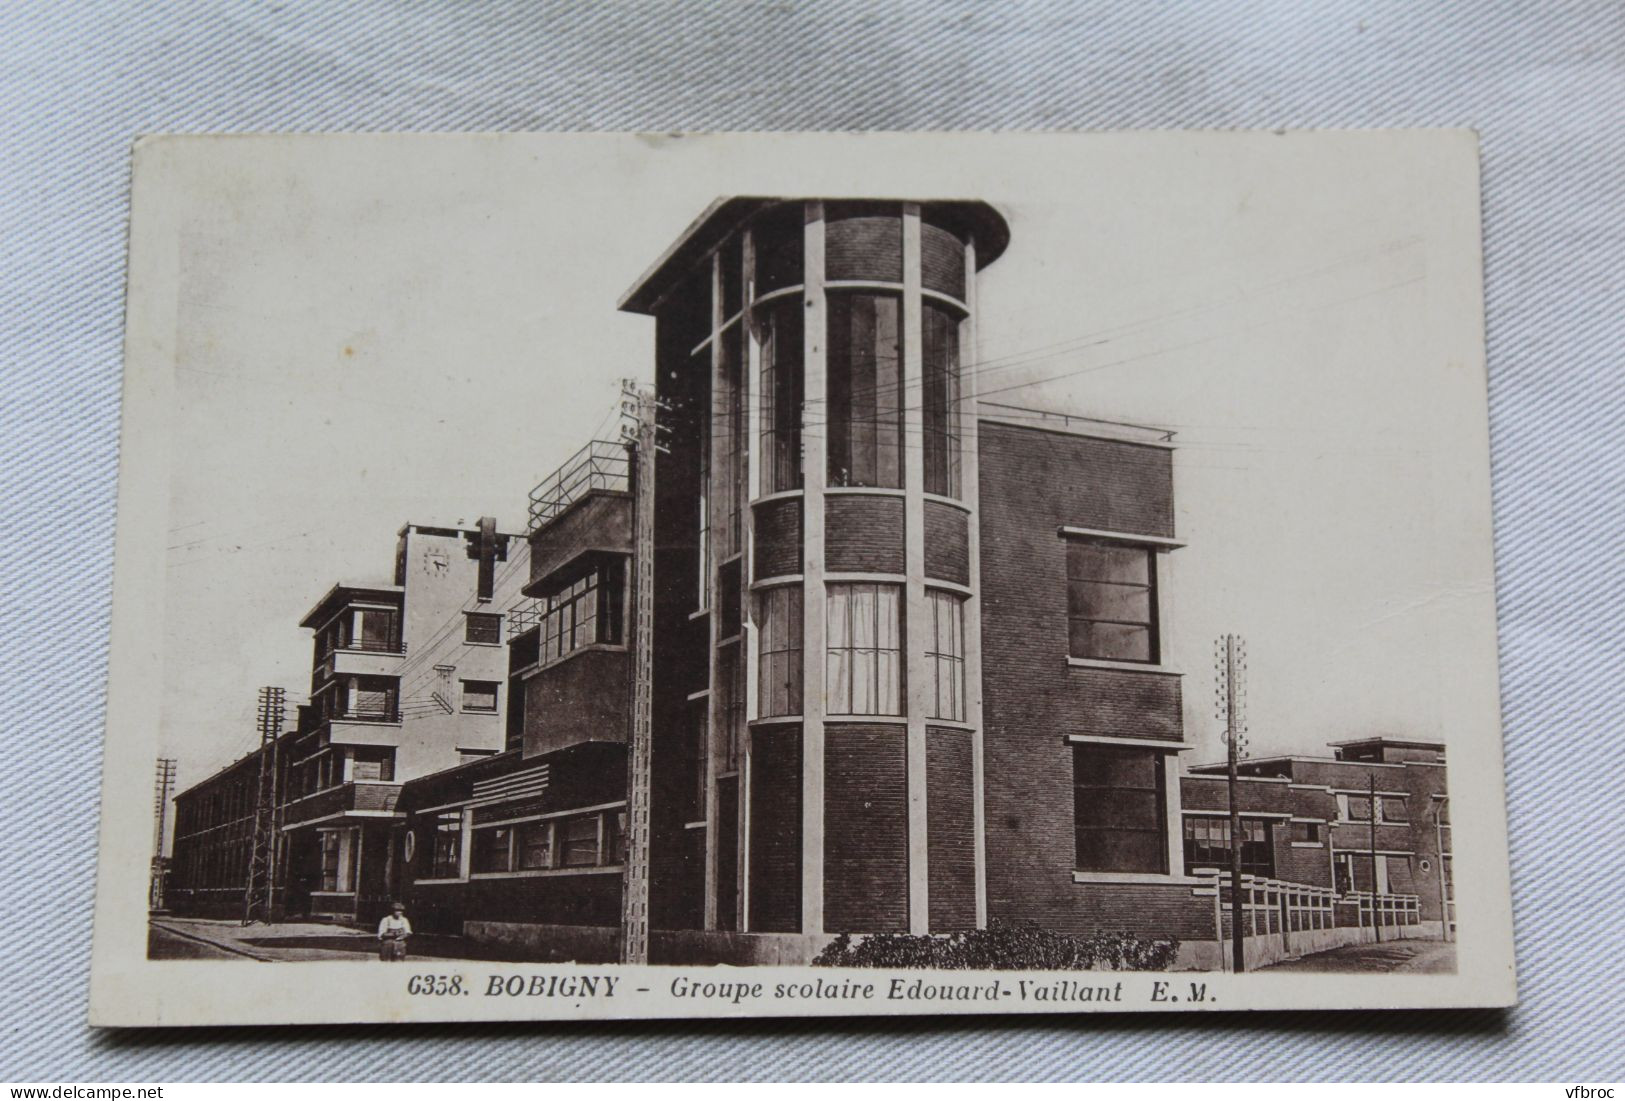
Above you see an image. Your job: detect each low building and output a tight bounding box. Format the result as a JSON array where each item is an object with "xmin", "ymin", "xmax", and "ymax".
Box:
[
  {"xmin": 167, "ymin": 518, "xmax": 529, "ymax": 923},
  {"xmin": 392, "ymin": 446, "xmax": 636, "ymax": 955},
  {"xmin": 1181, "ymin": 736, "xmax": 1453, "ymax": 963}
]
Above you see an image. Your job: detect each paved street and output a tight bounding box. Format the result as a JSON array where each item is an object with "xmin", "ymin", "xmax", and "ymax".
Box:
[
  {"xmin": 1261, "ymin": 938, "xmax": 1457, "ymax": 973},
  {"xmin": 148, "ymin": 922, "xmax": 252, "ymax": 961},
  {"xmin": 148, "ymin": 917, "xmax": 542, "ymax": 963}
]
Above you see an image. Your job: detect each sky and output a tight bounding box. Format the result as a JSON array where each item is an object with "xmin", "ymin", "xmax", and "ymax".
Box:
[{"xmin": 149, "ymin": 132, "xmax": 1491, "ymax": 792}]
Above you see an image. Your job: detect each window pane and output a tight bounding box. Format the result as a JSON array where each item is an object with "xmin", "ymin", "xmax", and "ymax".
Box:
[
  {"xmin": 1069, "ymin": 621, "xmax": 1152, "ymax": 662},
  {"xmin": 1076, "ymin": 830, "xmax": 1164, "ymax": 875},
  {"xmin": 1073, "ymin": 746, "xmax": 1166, "ymax": 874},
  {"xmin": 518, "ymin": 822, "xmax": 552, "ymax": 869},
  {"xmin": 1067, "ymin": 542, "xmax": 1149, "ymax": 584},
  {"xmin": 1068, "ymin": 580, "xmax": 1151, "ymax": 623},
  {"xmin": 562, "ymin": 816, "xmax": 599, "ymax": 866},
  {"xmin": 827, "ymin": 294, "xmax": 903, "ymax": 488},
  {"xmin": 465, "ymin": 612, "xmax": 501, "ymax": 645},
  {"xmin": 462, "ymin": 681, "xmax": 498, "ymax": 712},
  {"xmin": 473, "ymin": 827, "xmax": 513, "ymax": 873},
  {"xmin": 923, "ymin": 302, "xmax": 962, "ymax": 498}
]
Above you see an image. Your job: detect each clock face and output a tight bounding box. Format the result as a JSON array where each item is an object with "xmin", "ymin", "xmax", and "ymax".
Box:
[
  {"xmin": 403, "ymin": 830, "xmax": 416, "ymax": 864},
  {"xmin": 424, "ymin": 548, "xmax": 450, "ymax": 576}
]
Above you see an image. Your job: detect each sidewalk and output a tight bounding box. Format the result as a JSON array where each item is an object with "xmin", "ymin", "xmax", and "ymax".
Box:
[
  {"xmin": 1259, "ymin": 938, "xmax": 1457, "ymax": 973},
  {"xmin": 149, "ymin": 917, "xmax": 546, "ymax": 963}
]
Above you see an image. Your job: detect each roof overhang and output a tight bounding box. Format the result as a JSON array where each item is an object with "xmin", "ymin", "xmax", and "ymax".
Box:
[
  {"xmin": 618, "ymin": 196, "xmax": 1012, "ymax": 316},
  {"xmin": 298, "ymin": 582, "xmax": 404, "ymax": 628}
]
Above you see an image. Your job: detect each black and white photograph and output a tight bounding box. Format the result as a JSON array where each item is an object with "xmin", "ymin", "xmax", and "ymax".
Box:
[{"xmin": 89, "ymin": 130, "xmax": 1512, "ymax": 1025}]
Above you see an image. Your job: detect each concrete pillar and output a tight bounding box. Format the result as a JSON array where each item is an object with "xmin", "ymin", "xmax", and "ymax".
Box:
[
  {"xmin": 901, "ymin": 204, "xmax": 931, "ymax": 935},
  {"xmin": 800, "ymin": 201, "xmax": 828, "ymax": 936}
]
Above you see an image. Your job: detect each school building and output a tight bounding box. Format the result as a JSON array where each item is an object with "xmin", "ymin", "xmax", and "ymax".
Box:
[
  {"xmin": 168, "ymin": 519, "xmax": 529, "ymax": 923},
  {"xmin": 170, "ymin": 196, "xmax": 1451, "ymax": 969}
]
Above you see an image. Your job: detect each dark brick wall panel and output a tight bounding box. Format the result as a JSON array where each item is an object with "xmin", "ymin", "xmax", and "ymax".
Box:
[
  {"xmin": 981, "ymin": 420, "xmax": 1174, "ymax": 538},
  {"xmin": 827, "ymin": 212, "xmax": 903, "ymax": 283},
  {"xmin": 920, "ymin": 221, "xmax": 967, "ymax": 300},
  {"xmin": 407, "ymin": 872, "xmax": 621, "ymax": 934},
  {"xmin": 979, "ymin": 419, "xmax": 1192, "ymax": 935},
  {"xmin": 715, "ymin": 777, "xmax": 739, "ymax": 931},
  {"xmin": 753, "ymin": 496, "xmax": 803, "ymax": 579},
  {"xmin": 749, "ymin": 723, "xmax": 802, "ymax": 932},
  {"xmin": 824, "ymin": 724, "xmax": 909, "ymax": 932},
  {"xmin": 926, "ymin": 726, "xmax": 977, "ymax": 931},
  {"xmin": 825, "ymin": 494, "xmax": 905, "ymax": 575},
  {"xmin": 923, "ymin": 499, "xmax": 970, "ymax": 585}
]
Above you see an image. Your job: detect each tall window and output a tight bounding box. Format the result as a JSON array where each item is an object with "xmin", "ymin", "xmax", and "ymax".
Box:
[
  {"xmin": 827, "ymin": 293, "xmax": 903, "ymax": 488},
  {"xmin": 1065, "ymin": 539, "xmax": 1158, "ymax": 663},
  {"xmin": 1073, "ymin": 745, "xmax": 1166, "ymax": 874},
  {"xmin": 925, "ymin": 590, "xmax": 966, "ymax": 721},
  {"xmin": 717, "ymin": 643, "xmax": 745, "ymax": 773},
  {"xmin": 826, "ymin": 583, "xmax": 903, "ymax": 715},
  {"xmin": 922, "ymin": 302, "xmax": 962, "ymax": 498},
  {"xmin": 429, "ymin": 811, "xmax": 461, "ymax": 879},
  {"xmin": 759, "ymin": 298, "xmax": 804, "ymax": 494},
  {"xmin": 757, "ymin": 585, "xmax": 803, "ymax": 717},
  {"xmin": 1182, "ymin": 816, "xmax": 1274, "ymax": 877},
  {"xmin": 716, "ymin": 326, "xmax": 745, "ymax": 558},
  {"xmin": 319, "ymin": 830, "xmax": 354, "ymax": 892},
  {"xmin": 694, "ymin": 350, "xmax": 712, "ymax": 606}
]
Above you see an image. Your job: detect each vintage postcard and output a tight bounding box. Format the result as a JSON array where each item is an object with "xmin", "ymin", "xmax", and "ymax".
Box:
[{"xmin": 89, "ymin": 131, "xmax": 1515, "ymax": 1026}]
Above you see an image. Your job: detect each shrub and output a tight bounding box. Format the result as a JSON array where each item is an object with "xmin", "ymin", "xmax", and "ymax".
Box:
[{"xmin": 812, "ymin": 920, "xmax": 1179, "ymax": 971}]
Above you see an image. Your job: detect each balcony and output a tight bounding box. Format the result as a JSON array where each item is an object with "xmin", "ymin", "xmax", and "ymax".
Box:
[
  {"xmin": 528, "ymin": 440, "xmax": 629, "ymax": 533},
  {"xmin": 281, "ymin": 780, "xmax": 401, "ymax": 829}
]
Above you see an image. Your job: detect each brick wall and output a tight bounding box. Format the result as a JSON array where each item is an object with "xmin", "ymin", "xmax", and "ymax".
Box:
[
  {"xmin": 753, "ymin": 496, "xmax": 803, "ymax": 579},
  {"xmin": 923, "ymin": 499, "xmax": 970, "ymax": 585},
  {"xmin": 748, "ymin": 722, "xmax": 802, "ymax": 932},
  {"xmin": 826, "ymin": 209, "xmax": 903, "ymax": 283},
  {"xmin": 979, "ymin": 419, "xmax": 1188, "ymax": 935},
  {"xmin": 926, "ymin": 726, "xmax": 977, "ymax": 931},
  {"xmin": 824, "ymin": 723, "xmax": 909, "ymax": 932},
  {"xmin": 920, "ymin": 220, "xmax": 966, "ymax": 300},
  {"xmin": 824, "ymin": 494, "xmax": 905, "ymax": 574}
]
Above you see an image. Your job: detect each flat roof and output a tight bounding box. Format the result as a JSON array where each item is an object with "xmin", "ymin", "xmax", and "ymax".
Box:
[
  {"xmin": 618, "ymin": 197, "xmax": 1012, "ymax": 316},
  {"xmin": 298, "ymin": 581, "xmax": 404, "ymax": 628}
]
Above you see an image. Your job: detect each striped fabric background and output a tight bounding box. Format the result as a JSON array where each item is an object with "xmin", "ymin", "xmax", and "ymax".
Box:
[{"xmin": 2, "ymin": 0, "xmax": 1621, "ymax": 1081}]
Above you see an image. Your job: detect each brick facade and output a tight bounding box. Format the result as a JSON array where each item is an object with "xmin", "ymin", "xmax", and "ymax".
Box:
[{"xmin": 823, "ymin": 723, "xmax": 910, "ymax": 933}]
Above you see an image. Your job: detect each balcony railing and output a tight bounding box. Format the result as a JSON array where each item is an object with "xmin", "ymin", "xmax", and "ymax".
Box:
[
  {"xmin": 317, "ymin": 638, "xmax": 406, "ymax": 659},
  {"xmin": 527, "ymin": 439, "xmax": 629, "ymax": 533},
  {"xmin": 323, "ymin": 705, "xmax": 401, "ymax": 725}
]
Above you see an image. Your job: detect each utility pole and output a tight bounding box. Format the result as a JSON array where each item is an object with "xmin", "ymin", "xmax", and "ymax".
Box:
[
  {"xmin": 620, "ymin": 381, "xmax": 661, "ymax": 965},
  {"xmin": 1434, "ymin": 796, "xmax": 1452, "ymax": 942},
  {"xmin": 1368, "ymin": 773, "xmax": 1382, "ymax": 944},
  {"xmin": 1215, "ymin": 634, "xmax": 1248, "ymax": 974},
  {"xmin": 243, "ymin": 685, "xmax": 285, "ymax": 925},
  {"xmin": 150, "ymin": 757, "xmax": 177, "ymax": 911}
]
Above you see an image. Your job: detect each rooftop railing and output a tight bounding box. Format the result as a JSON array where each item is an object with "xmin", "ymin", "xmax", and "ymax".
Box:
[
  {"xmin": 977, "ymin": 400, "xmax": 1176, "ymax": 443},
  {"xmin": 527, "ymin": 439, "xmax": 630, "ymax": 533}
]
